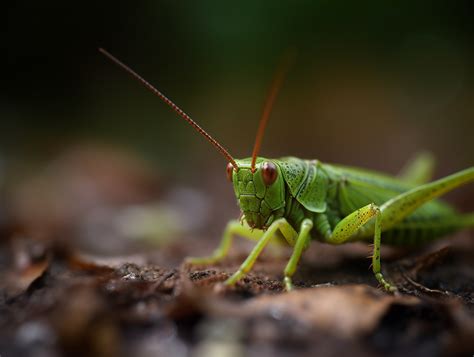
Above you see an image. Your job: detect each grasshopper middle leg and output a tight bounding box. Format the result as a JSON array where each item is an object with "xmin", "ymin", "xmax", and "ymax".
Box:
[{"xmin": 186, "ymin": 219, "xmax": 263, "ymax": 265}]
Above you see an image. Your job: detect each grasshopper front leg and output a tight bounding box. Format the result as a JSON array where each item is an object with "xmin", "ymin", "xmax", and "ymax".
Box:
[
  {"xmin": 189, "ymin": 217, "xmax": 313, "ymax": 291},
  {"xmin": 225, "ymin": 218, "xmax": 299, "ymax": 288},
  {"xmin": 224, "ymin": 218, "xmax": 313, "ymax": 291},
  {"xmin": 283, "ymin": 218, "xmax": 313, "ymax": 290}
]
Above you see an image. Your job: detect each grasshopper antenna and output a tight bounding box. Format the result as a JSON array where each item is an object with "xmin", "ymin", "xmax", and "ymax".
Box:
[
  {"xmin": 250, "ymin": 51, "xmax": 294, "ymax": 172},
  {"xmin": 99, "ymin": 48, "xmax": 239, "ymax": 170}
]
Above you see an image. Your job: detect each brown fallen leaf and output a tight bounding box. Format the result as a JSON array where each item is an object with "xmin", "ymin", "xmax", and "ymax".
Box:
[
  {"xmin": 205, "ymin": 285, "xmax": 419, "ymax": 339},
  {"xmin": 0, "ymin": 238, "xmax": 51, "ymax": 299}
]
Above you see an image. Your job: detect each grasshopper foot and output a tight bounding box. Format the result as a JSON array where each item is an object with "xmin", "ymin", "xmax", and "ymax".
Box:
[
  {"xmin": 224, "ymin": 269, "xmax": 244, "ymax": 286},
  {"xmin": 185, "ymin": 254, "xmax": 223, "ymax": 266},
  {"xmin": 283, "ymin": 276, "xmax": 294, "ymax": 291},
  {"xmin": 375, "ymin": 273, "xmax": 398, "ymax": 293}
]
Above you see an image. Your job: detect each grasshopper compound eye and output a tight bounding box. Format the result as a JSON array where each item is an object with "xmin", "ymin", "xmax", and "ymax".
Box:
[
  {"xmin": 262, "ymin": 162, "xmax": 277, "ymax": 186},
  {"xmin": 226, "ymin": 162, "xmax": 234, "ymax": 182}
]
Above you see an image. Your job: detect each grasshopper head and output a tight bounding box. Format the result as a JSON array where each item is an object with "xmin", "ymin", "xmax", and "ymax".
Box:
[{"xmin": 227, "ymin": 158, "xmax": 286, "ymax": 229}]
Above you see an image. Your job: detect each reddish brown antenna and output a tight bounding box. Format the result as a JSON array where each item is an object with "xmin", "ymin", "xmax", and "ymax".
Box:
[
  {"xmin": 250, "ymin": 52, "xmax": 294, "ymax": 172},
  {"xmin": 99, "ymin": 48, "xmax": 239, "ymax": 170}
]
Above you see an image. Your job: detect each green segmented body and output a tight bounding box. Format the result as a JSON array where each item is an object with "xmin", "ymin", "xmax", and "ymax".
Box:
[{"xmin": 233, "ymin": 157, "xmax": 473, "ymax": 247}]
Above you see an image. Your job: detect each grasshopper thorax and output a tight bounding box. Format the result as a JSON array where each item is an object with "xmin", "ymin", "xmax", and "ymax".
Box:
[{"xmin": 228, "ymin": 158, "xmax": 286, "ymax": 229}]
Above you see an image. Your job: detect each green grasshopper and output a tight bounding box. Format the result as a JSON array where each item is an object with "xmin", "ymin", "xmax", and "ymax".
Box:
[{"xmin": 100, "ymin": 49, "xmax": 474, "ymax": 292}]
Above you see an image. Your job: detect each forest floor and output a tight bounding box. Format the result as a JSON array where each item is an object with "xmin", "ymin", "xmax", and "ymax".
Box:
[{"xmin": 0, "ymin": 146, "xmax": 472, "ymax": 357}]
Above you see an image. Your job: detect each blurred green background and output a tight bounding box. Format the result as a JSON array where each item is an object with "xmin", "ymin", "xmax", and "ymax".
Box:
[{"xmin": 3, "ymin": 1, "xmax": 473, "ymax": 193}]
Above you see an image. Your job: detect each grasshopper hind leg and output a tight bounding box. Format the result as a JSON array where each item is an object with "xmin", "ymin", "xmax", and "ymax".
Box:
[
  {"xmin": 397, "ymin": 151, "xmax": 435, "ymax": 185},
  {"xmin": 372, "ymin": 210, "xmax": 397, "ymax": 292},
  {"xmin": 317, "ymin": 204, "xmax": 397, "ymax": 291},
  {"xmin": 322, "ymin": 167, "xmax": 474, "ymax": 292}
]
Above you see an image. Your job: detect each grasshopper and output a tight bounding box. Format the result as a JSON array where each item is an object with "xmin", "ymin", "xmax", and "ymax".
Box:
[{"xmin": 100, "ymin": 49, "xmax": 474, "ymax": 292}]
